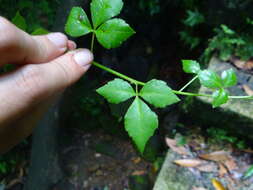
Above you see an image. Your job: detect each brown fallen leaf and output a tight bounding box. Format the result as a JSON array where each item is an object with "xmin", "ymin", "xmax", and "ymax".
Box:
[
  {"xmin": 165, "ymin": 137, "xmax": 188, "ymax": 155},
  {"xmin": 242, "ymin": 85, "xmax": 253, "ymax": 96},
  {"xmin": 212, "ymin": 179, "xmax": 227, "ymax": 190},
  {"xmin": 199, "ymin": 151, "xmax": 230, "ymax": 162},
  {"xmin": 132, "ymin": 157, "xmax": 141, "ymax": 164},
  {"xmin": 245, "ymin": 60, "xmax": 253, "ymax": 70},
  {"xmin": 197, "ymin": 163, "xmax": 218, "ymax": 172},
  {"xmin": 174, "ymin": 159, "xmax": 203, "ymax": 167},
  {"xmin": 242, "ymin": 149, "xmax": 253, "ymax": 153},
  {"xmin": 227, "ymin": 183, "xmax": 236, "ymax": 190},
  {"xmin": 224, "ymin": 158, "xmax": 237, "ymax": 171},
  {"xmin": 233, "ymin": 59, "xmax": 245, "ymax": 69},
  {"xmin": 132, "ymin": 170, "xmax": 146, "ymax": 176},
  {"xmin": 192, "ymin": 187, "xmax": 208, "ymax": 190},
  {"xmin": 219, "ymin": 163, "xmax": 228, "ymax": 177},
  {"xmin": 225, "ymin": 176, "xmax": 236, "ymax": 190}
]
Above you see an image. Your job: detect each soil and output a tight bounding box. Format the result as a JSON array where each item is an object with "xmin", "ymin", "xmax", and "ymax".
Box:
[{"xmin": 52, "ymin": 129, "xmax": 155, "ymax": 190}]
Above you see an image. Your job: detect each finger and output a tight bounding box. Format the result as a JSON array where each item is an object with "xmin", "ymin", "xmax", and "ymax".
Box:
[
  {"xmin": 0, "ymin": 17, "xmax": 70, "ymax": 65},
  {"xmin": 0, "ymin": 49, "xmax": 93, "ymax": 125}
]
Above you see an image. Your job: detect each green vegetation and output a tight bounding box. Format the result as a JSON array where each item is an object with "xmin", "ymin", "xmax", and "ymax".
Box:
[
  {"xmin": 0, "ymin": 146, "xmax": 27, "ymax": 177},
  {"xmin": 138, "ymin": 0, "xmax": 160, "ymax": 15},
  {"xmin": 207, "ymin": 128, "xmax": 246, "ymax": 149},
  {"xmin": 65, "ymin": 0, "xmax": 253, "ymax": 153},
  {"xmin": 244, "ymin": 165, "xmax": 253, "ymax": 179},
  {"xmin": 202, "ymin": 25, "xmax": 249, "ymax": 62},
  {"xmin": 179, "ymin": 0, "xmax": 253, "ymax": 62},
  {"xmin": 0, "ymin": 0, "xmax": 58, "ymax": 32}
]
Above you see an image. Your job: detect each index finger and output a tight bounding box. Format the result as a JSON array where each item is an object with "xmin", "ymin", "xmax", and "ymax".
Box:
[{"xmin": 0, "ymin": 17, "xmax": 69, "ymax": 65}]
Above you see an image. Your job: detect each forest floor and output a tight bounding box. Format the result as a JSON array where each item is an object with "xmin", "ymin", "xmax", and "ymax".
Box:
[
  {"xmin": 161, "ymin": 125, "xmax": 253, "ymax": 190},
  {"xmin": 2, "ymin": 123, "xmax": 253, "ymax": 190}
]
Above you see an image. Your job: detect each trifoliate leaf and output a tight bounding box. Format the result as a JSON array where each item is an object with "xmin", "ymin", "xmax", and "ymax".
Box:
[
  {"xmin": 182, "ymin": 60, "xmax": 201, "ymax": 74},
  {"xmin": 198, "ymin": 70, "xmax": 223, "ymax": 89},
  {"xmin": 31, "ymin": 28, "xmax": 49, "ymax": 35},
  {"xmin": 91, "ymin": 0, "xmax": 123, "ymax": 28},
  {"xmin": 65, "ymin": 7, "xmax": 92, "ymax": 37},
  {"xmin": 12, "ymin": 11, "xmax": 27, "ymax": 31},
  {"xmin": 96, "ymin": 78, "xmax": 135, "ymax": 104},
  {"xmin": 124, "ymin": 97, "xmax": 158, "ymax": 153},
  {"xmin": 221, "ymin": 68, "xmax": 237, "ymax": 87},
  {"xmin": 212, "ymin": 88, "xmax": 229, "ymax": 108},
  {"xmin": 140, "ymin": 79, "xmax": 180, "ymax": 108},
  {"xmin": 95, "ymin": 18, "xmax": 135, "ymax": 49}
]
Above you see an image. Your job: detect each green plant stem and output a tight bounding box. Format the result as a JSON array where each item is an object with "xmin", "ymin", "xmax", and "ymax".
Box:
[
  {"xmin": 179, "ymin": 75, "xmax": 198, "ymax": 92},
  {"xmin": 91, "ymin": 32, "xmax": 95, "ymax": 52},
  {"xmin": 92, "ymin": 61, "xmax": 253, "ymax": 100},
  {"xmin": 135, "ymin": 84, "xmax": 139, "ymax": 96},
  {"xmin": 92, "ymin": 61, "xmax": 145, "ymax": 85},
  {"xmin": 92, "ymin": 62, "xmax": 210, "ymax": 97},
  {"xmin": 229, "ymin": 95, "xmax": 253, "ymax": 99},
  {"xmin": 91, "ymin": 54, "xmax": 253, "ymax": 100}
]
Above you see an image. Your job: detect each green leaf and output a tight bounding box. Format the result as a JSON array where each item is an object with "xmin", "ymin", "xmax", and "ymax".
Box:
[
  {"xmin": 91, "ymin": 0, "xmax": 123, "ymax": 28},
  {"xmin": 12, "ymin": 11, "xmax": 27, "ymax": 31},
  {"xmin": 65, "ymin": 7, "xmax": 92, "ymax": 37},
  {"xmin": 96, "ymin": 78, "xmax": 135, "ymax": 104},
  {"xmin": 221, "ymin": 68, "xmax": 237, "ymax": 87},
  {"xmin": 95, "ymin": 18, "xmax": 135, "ymax": 49},
  {"xmin": 31, "ymin": 28, "xmax": 49, "ymax": 35},
  {"xmin": 182, "ymin": 60, "xmax": 201, "ymax": 74},
  {"xmin": 198, "ymin": 70, "xmax": 223, "ymax": 89},
  {"xmin": 212, "ymin": 88, "xmax": 229, "ymax": 108},
  {"xmin": 124, "ymin": 97, "xmax": 158, "ymax": 153},
  {"xmin": 244, "ymin": 165, "xmax": 253, "ymax": 179},
  {"xmin": 183, "ymin": 10, "xmax": 205, "ymax": 27},
  {"xmin": 139, "ymin": 79, "xmax": 180, "ymax": 108},
  {"xmin": 221, "ymin": 24, "xmax": 235, "ymax": 35}
]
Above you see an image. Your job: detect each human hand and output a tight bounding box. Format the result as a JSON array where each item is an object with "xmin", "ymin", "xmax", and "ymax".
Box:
[{"xmin": 0, "ymin": 17, "xmax": 93, "ymax": 153}]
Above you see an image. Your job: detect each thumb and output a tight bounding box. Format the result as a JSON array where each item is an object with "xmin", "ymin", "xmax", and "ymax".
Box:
[{"xmin": 0, "ymin": 49, "xmax": 93, "ymax": 125}]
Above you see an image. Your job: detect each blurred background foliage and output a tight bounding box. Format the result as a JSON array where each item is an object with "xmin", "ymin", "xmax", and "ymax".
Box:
[
  {"xmin": 0, "ymin": 0, "xmax": 59, "ymax": 32},
  {"xmin": 177, "ymin": 0, "xmax": 253, "ymax": 61}
]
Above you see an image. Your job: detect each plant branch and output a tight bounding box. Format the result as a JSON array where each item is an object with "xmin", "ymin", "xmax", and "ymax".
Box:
[
  {"xmin": 229, "ymin": 95, "xmax": 253, "ymax": 99},
  {"xmin": 92, "ymin": 61, "xmax": 253, "ymax": 100},
  {"xmin": 91, "ymin": 32, "xmax": 95, "ymax": 52},
  {"xmin": 90, "ymin": 35, "xmax": 253, "ymax": 100},
  {"xmin": 92, "ymin": 61, "xmax": 145, "ymax": 86},
  {"xmin": 179, "ymin": 75, "xmax": 198, "ymax": 92},
  {"xmin": 92, "ymin": 62, "xmax": 213, "ymax": 98}
]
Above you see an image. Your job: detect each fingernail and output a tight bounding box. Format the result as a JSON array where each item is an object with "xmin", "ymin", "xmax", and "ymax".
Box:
[
  {"xmin": 74, "ymin": 49, "xmax": 93, "ymax": 68},
  {"xmin": 68, "ymin": 40, "xmax": 77, "ymax": 50},
  {"xmin": 47, "ymin": 32, "xmax": 67, "ymax": 50}
]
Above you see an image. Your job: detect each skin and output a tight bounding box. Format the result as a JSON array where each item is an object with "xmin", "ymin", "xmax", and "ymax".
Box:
[{"xmin": 0, "ymin": 17, "xmax": 94, "ymax": 154}]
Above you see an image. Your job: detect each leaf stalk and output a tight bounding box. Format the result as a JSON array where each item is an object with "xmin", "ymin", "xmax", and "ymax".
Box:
[
  {"xmin": 92, "ymin": 61, "xmax": 253, "ymax": 100},
  {"xmin": 179, "ymin": 75, "xmax": 198, "ymax": 92}
]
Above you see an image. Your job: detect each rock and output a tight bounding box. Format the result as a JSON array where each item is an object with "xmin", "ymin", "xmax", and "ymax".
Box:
[
  {"xmin": 153, "ymin": 150, "xmax": 253, "ymax": 190},
  {"xmin": 153, "ymin": 151, "xmax": 208, "ymax": 190},
  {"xmin": 181, "ymin": 56, "xmax": 253, "ymax": 139}
]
